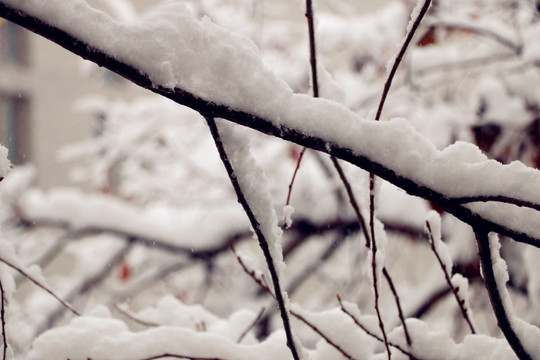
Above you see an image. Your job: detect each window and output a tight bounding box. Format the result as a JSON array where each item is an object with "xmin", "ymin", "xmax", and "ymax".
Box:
[
  {"xmin": 0, "ymin": 94, "xmax": 30, "ymax": 164},
  {"xmin": 0, "ymin": 19, "xmax": 29, "ymax": 66}
]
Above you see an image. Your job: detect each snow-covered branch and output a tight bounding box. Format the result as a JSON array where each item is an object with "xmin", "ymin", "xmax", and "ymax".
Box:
[{"xmin": 1, "ymin": 1, "xmax": 540, "ymax": 248}]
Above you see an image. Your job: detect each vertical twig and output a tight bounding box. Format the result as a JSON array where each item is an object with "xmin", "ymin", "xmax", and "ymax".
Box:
[
  {"xmin": 283, "ymin": 0, "xmax": 319, "ymax": 220},
  {"xmin": 0, "ymin": 281, "xmax": 7, "ymax": 360},
  {"xmin": 426, "ymin": 221, "xmax": 476, "ymax": 334},
  {"xmin": 475, "ymin": 230, "xmax": 532, "ymax": 360},
  {"xmin": 368, "ymin": 1, "xmax": 433, "ymax": 358},
  {"xmin": 305, "ymin": 0, "xmax": 319, "ymax": 99},
  {"xmin": 206, "ymin": 117, "xmax": 301, "ymax": 360}
]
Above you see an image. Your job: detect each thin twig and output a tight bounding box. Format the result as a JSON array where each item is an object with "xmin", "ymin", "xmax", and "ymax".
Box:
[
  {"xmin": 337, "ymin": 295, "xmax": 420, "ymax": 359},
  {"xmin": 306, "ymin": 0, "xmax": 319, "ymax": 99},
  {"xmin": 206, "ymin": 117, "xmax": 301, "ymax": 360},
  {"xmin": 114, "ymin": 304, "xmax": 159, "ymax": 328},
  {"xmin": 368, "ymin": 1, "xmax": 433, "ymax": 358},
  {"xmin": 375, "ymin": 0, "xmax": 432, "ymax": 121},
  {"xmin": 368, "ymin": 192, "xmax": 391, "ymax": 359},
  {"xmin": 0, "ymin": 256, "xmax": 80, "ymax": 316},
  {"xmin": 236, "ymin": 307, "xmax": 266, "ymax": 343},
  {"xmin": 426, "ymin": 221, "xmax": 476, "ymax": 334},
  {"xmin": 35, "ymin": 240, "xmax": 133, "ymax": 336},
  {"xmin": 0, "ymin": 281, "xmax": 7, "ymax": 360},
  {"xmin": 283, "ymin": 147, "xmax": 306, "ymax": 227},
  {"xmin": 331, "ymin": 156, "xmax": 413, "ymax": 350},
  {"xmin": 427, "ymin": 20, "xmax": 522, "ymax": 54},
  {"xmin": 382, "ymin": 268, "xmax": 413, "ymax": 346},
  {"xmin": 293, "ymin": 311, "xmax": 357, "ymax": 360},
  {"xmin": 474, "ymin": 230, "xmax": 532, "ymax": 360},
  {"xmin": 283, "ymin": 0, "xmax": 320, "ymax": 224},
  {"xmin": 135, "ymin": 355, "xmax": 225, "ymax": 360},
  {"xmin": 233, "ymin": 246, "xmax": 357, "ymax": 360}
]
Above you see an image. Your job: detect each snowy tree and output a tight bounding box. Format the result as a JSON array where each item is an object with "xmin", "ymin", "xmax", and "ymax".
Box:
[{"xmin": 1, "ymin": 0, "xmax": 540, "ymax": 359}]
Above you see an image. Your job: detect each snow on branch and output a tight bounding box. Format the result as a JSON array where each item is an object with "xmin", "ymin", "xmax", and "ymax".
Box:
[{"xmin": 1, "ymin": 1, "xmax": 540, "ymax": 246}]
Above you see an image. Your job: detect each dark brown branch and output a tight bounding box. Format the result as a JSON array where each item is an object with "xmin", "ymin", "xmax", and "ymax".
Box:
[
  {"xmin": 135, "ymin": 355, "xmax": 225, "ymax": 360},
  {"xmin": 233, "ymin": 246, "xmax": 357, "ymax": 360},
  {"xmin": 206, "ymin": 117, "xmax": 301, "ymax": 360},
  {"xmin": 0, "ymin": 256, "xmax": 80, "ymax": 316},
  {"xmin": 369, "ymin": 1, "xmax": 433, "ymax": 356},
  {"xmin": 1, "ymin": 2, "xmax": 540, "ymax": 248},
  {"xmin": 236, "ymin": 307, "xmax": 266, "ymax": 343},
  {"xmin": 382, "ymin": 268, "xmax": 413, "ymax": 346},
  {"xmin": 337, "ymin": 296, "xmax": 420, "ymax": 359},
  {"xmin": 475, "ymin": 230, "xmax": 532, "ymax": 360},
  {"xmin": 0, "ymin": 281, "xmax": 7, "ymax": 360},
  {"xmin": 35, "ymin": 240, "xmax": 133, "ymax": 335},
  {"xmin": 283, "ymin": 147, "xmax": 306, "ymax": 228},
  {"xmin": 426, "ymin": 221, "xmax": 476, "ymax": 334},
  {"xmin": 305, "ymin": 0, "xmax": 319, "ymax": 99},
  {"xmin": 283, "ymin": 0, "xmax": 320, "ymax": 225},
  {"xmin": 293, "ymin": 311, "xmax": 357, "ymax": 360},
  {"xmin": 375, "ymin": 0, "xmax": 432, "ymax": 121},
  {"xmin": 332, "ymin": 159, "xmax": 412, "ymax": 350},
  {"xmin": 428, "ymin": 20, "xmax": 522, "ymax": 54},
  {"xmin": 454, "ymin": 195, "xmax": 540, "ymax": 211}
]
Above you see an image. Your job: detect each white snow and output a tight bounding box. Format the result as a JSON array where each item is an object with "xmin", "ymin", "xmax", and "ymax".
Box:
[
  {"xmin": 17, "ymin": 187, "xmax": 249, "ymax": 250},
  {"xmin": 3, "ymin": 0, "xmax": 540, "ymax": 243},
  {"xmin": 0, "ymin": 144, "xmax": 10, "ymax": 179}
]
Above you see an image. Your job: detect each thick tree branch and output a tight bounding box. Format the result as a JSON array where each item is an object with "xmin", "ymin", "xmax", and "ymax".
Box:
[
  {"xmin": 1, "ymin": 2, "xmax": 540, "ymax": 249},
  {"xmin": 475, "ymin": 230, "xmax": 532, "ymax": 360}
]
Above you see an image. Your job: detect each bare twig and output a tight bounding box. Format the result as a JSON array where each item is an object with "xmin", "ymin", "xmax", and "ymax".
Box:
[
  {"xmin": 206, "ymin": 117, "xmax": 301, "ymax": 360},
  {"xmin": 35, "ymin": 240, "xmax": 133, "ymax": 335},
  {"xmin": 382, "ymin": 268, "xmax": 413, "ymax": 346},
  {"xmin": 231, "ymin": 244, "xmax": 271, "ymax": 294},
  {"xmin": 474, "ymin": 230, "xmax": 532, "ymax": 360},
  {"xmin": 233, "ymin": 246, "xmax": 357, "ymax": 360},
  {"xmin": 375, "ymin": 0, "xmax": 432, "ymax": 121},
  {"xmin": 337, "ymin": 295, "xmax": 420, "ymax": 359},
  {"xmin": 426, "ymin": 221, "xmax": 476, "ymax": 334},
  {"xmin": 368, "ymin": 1, "xmax": 433, "ymax": 357},
  {"xmin": 305, "ymin": 0, "xmax": 319, "ymax": 99},
  {"xmin": 283, "ymin": 147, "xmax": 306, "ymax": 227},
  {"xmin": 283, "ymin": 0, "xmax": 320, "ymax": 225},
  {"xmin": 332, "ymin": 149, "xmax": 413, "ymax": 351},
  {"xmin": 114, "ymin": 304, "xmax": 159, "ymax": 328},
  {"xmin": 293, "ymin": 311, "xmax": 357, "ymax": 360},
  {"xmin": 236, "ymin": 307, "xmax": 266, "ymax": 343},
  {"xmin": 0, "ymin": 256, "xmax": 80, "ymax": 316},
  {"xmin": 0, "ymin": 281, "xmax": 7, "ymax": 360},
  {"xmin": 135, "ymin": 355, "xmax": 225, "ymax": 360},
  {"xmin": 427, "ymin": 20, "xmax": 522, "ymax": 54}
]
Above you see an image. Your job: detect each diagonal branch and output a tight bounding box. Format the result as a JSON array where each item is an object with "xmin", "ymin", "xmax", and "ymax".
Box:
[
  {"xmin": 205, "ymin": 117, "xmax": 301, "ymax": 360},
  {"xmin": 1, "ymin": 2, "xmax": 540, "ymax": 248},
  {"xmin": 0, "ymin": 256, "xmax": 80, "ymax": 316},
  {"xmin": 474, "ymin": 230, "xmax": 532, "ymax": 360}
]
